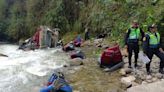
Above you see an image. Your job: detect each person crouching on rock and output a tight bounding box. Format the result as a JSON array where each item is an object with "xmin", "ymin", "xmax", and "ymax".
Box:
[
  {"xmin": 40, "ymin": 72, "xmax": 72, "ymax": 92},
  {"xmin": 143, "ymin": 24, "xmax": 164, "ymax": 75}
]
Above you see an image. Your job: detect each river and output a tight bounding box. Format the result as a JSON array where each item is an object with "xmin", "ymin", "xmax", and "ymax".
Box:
[{"xmin": 0, "ymin": 44, "xmax": 69, "ymax": 92}]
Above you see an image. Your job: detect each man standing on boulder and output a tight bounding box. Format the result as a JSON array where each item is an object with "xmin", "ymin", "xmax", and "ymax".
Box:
[
  {"xmin": 125, "ymin": 20, "xmax": 145, "ymax": 68},
  {"xmin": 143, "ymin": 24, "xmax": 164, "ymax": 75}
]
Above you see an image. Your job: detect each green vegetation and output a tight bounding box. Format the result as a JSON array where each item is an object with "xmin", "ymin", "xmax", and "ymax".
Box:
[{"xmin": 0, "ymin": 0, "xmax": 164, "ymax": 42}]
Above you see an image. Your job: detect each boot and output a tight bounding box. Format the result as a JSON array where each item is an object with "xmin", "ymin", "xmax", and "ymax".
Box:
[
  {"xmin": 134, "ymin": 63, "xmax": 138, "ymax": 68},
  {"xmin": 128, "ymin": 61, "xmax": 132, "ymax": 68},
  {"xmin": 128, "ymin": 65, "xmax": 132, "ymax": 68},
  {"xmin": 147, "ymin": 71, "xmax": 151, "ymax": 75}
]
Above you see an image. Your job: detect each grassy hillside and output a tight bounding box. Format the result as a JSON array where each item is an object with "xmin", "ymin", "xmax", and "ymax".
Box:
[{"xmin": 0, "ymin": 0, "xmax": 163, "ymax": 42}]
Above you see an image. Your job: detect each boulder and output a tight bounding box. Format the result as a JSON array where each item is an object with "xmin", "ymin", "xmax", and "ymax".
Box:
[
  {"xmin": 70, "ymin": 58, "xmax": 83, "ymax": 66},
  {"xmin": 121, "ymin": 76, "xmax": 136, "ymax": 88},
  {"xmin": 146, "ymin": 79, "xmax": 153, "ymax": 83},
  {"xmin": 119, "ymin": 69, "xmax": 126, "ymax": 76},
  {"xmin": 146, "ymin": 75, "xmax": 152, "ymax": 80},
  {"xmin": 132, "ymin": 82, "xmax": 139, "ymax": 87},
  {"xmin": 94, "ymin": 38, "xmax": 103, "ymax": 45},
  {"xmin": 152, "ymin": 77, "xmax": 158, "ymax": 82},
  {"xmin": 119, "ymin": 68, "xmax": 132, "ymax": 76},
  {"xmin": 127, "ymin": 80, "xmax": 164, "ymax": 92},
  {"xmin": 103, "ymin": 68, "xmax": 110, "ymax": 72},
  {"xmin": 155, "ymin": 73, "xmax": 163, "ymax": 79},
  {"xmin": 141, "ymin": 81, "xmax": 148, "ymax": 85},
  {"xmin": 125, "ymin": 68, "xmax": 133, "ymax": 74}
]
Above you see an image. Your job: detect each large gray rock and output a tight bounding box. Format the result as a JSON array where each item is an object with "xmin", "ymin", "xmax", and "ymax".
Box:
[
  {"xmin": 141, "ymin": 81, "xmax": 148, "ymax": 85},
  {"xmin": 121, "ymin": 76, "xmax": 136, "ymax": 87},
  {"xmin": 119, "ymin": 68, "xmax": 132, "ymax": 76},
  {"xmin": 152, "ymin": 77, "xmax": 158, "ymax": 82},
  {"xmin": 155, "ymin": 73, "xmax": 163, "ymax": 79},
  {"xmin": 70, "ymin": 58, "xmax": 83, "ymax": 66},
  {"xmin": 119, "ymin": 69, "xmax": 126, "ymax": 76},
  {"xmin": 127, "ymin": 80, "xmax": 164, "ymax": 92},
  {"xmin": 146, "ymin": 75, "xmax": 152, "ymax": 80}
]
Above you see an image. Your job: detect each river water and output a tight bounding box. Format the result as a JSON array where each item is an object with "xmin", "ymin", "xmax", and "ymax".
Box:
[{"xmin": 0, "ymin": 44, "xmax": 69, "ymax": 92}]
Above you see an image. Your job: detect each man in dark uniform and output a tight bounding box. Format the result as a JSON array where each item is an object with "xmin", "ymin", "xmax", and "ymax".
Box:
[
  {"xmin": 125, "ymin": 20, "xmax": 145, "ymax": 68},
  {"xmin": 143, "ymin": 24, "xmax": 164, "ymax": 75}
]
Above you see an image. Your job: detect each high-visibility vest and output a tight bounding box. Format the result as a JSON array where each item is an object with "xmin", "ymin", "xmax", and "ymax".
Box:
[
  {"xmin": 148, "ymin": 32, "xmax": 160, "ymax": 45},
  {"xmin": 129, "ymin": 28, "xmax": 141, "ymax": 39}
]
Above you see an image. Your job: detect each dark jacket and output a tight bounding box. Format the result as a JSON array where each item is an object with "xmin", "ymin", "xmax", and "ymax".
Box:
[
  {"xmin": 143, "ymin": 32, "xmax": 162, "ymax": 53},
  {"xmin": 124, "ymin": 27, "xmax": 145, "ymax": 45}
]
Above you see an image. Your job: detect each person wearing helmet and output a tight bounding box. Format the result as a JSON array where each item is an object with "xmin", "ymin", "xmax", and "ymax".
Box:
[
  {"xmin": 143, "ymin": 24, "xmax": 164, "ymax": 75},
  {"xmin": 124, "ymin": 20, "xmax": 145, "ymax": 68},
  {"xmin": 40, "ymin": 72, "xmax": 72, "ymax": 92}
]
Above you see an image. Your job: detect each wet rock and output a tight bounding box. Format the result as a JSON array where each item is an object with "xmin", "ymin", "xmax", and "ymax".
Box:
[
  {"xmin": 146, "ymin": 79, "xmax": 153, "ymax": 83},
  {"xmin": 103, "ymin": 68, "xmax": 110, "ymax": 72},
  {"xmin": 125, "ymin": 68, "xmax": 133, "ymax": 74},
  {"xmin": 140, "ymin": 75, "xmax": 146, "ymax": 80},
  {"xmin": 119, "ymin": 69, "xmax": 126, "ymax": 76},
  {"xmin": 146, "ymin": 75, "xmax": 152, "ymax": 80},
  {"xmin": 155, "ymin": 73, "xmax": 163, "ymax": 79},
  {"xmin": 70, "ymin": 58, "xmax": 83, "ymax": 66},
  {"xmin": 152, "ymin": 77, "xmax": 158, "ymax": 82},
  {"xmin": 134, "ymin": 70, "xmax": 146, "ymax": 80},
  {"xmin": 142, "ymin": 81, "xmax": 148, "ymax": 85},
  {"xmin": 132, "ymin": 82, "xmax": 139, "ymax": 87},
  {"xmin": 121, "ymin": 76, "xmax": 136, "ymax": 88}
]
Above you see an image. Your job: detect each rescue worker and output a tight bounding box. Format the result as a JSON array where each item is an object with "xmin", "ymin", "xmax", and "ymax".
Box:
[
  {"xmin": 143, "ymin": 24, "xmax": 164, "ymax": 75},
  {"xmin": 125, "ymin": 20, "xmax": 145, "ymax": 68},
  {"xmin": 40, "ymin": 72, "xmax": 72, "ymax": 92}
]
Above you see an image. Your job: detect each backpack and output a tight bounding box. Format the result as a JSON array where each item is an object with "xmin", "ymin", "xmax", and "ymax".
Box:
[{"xmin": 100, "ymin": 45, "xmax": 123, "ymax": 67}]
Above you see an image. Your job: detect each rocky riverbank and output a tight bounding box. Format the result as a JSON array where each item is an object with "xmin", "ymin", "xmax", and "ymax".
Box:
[
  {"xmin": 120, "ymin": 52, "xmax": 164, "ymax": 90},
  {"xmin": 49, "ymin": 38, "xmax": 164, "ymax": 92},
  {"xmin": 55, "ymin": 39, "xmax": 125, "ymax": 92}
]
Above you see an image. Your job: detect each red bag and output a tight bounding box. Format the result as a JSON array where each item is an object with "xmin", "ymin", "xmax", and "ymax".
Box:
[{"xmin": 100, "ymin": 45, "xmax": 122, "ymax": 67}]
